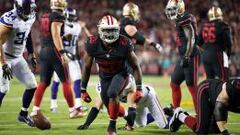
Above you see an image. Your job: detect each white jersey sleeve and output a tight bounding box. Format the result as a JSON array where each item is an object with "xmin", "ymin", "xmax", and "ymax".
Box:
[{"xmin": 0, "ymin": 10, "xmax": 16, "ymax": 27}]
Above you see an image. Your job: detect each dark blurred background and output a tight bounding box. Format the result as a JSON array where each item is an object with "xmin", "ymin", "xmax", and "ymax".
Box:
[{"xmin": 0, "ymin": 0, "xmax": 239, "ymax": 77}]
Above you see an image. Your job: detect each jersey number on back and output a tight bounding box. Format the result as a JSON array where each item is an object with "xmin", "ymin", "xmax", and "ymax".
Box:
[
  {"xmin": 14, "ymin": 32, "xmax": 26, "ymax": 44},
  {"xmin": 202, "ymin": 26, "xmax": 216, "ymax": 43}
]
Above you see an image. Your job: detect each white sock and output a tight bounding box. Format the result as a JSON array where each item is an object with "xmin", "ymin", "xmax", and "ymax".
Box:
[
  {"xmin": 32, "ymin": 106, "xmax": 40, "ymax": 112},
  {"xmin": 69, "ymin": 107, "xmax": 75, "ymax": 112},
  {"xmin": 74, "ymin": 98, "xmax": 82, "ymax": 108},
  {"xmin": 21, "ymin": 107, "xmax": 28, "ymax": 112},
  {"xmin": 178, "ymin": 113, "xmax": 187, "ymax": 123},
  {"xmin": 51, "ymin": 99, "xmax": 58, "ymax": 109},
  {"xmin": 124, "ymin": 111, "xmax": 128, "ymax": 117}
]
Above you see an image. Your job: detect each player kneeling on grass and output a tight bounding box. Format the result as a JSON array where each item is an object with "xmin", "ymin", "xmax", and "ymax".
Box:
[
  {"xmin": 169, "ymin": 79, "xmax": 240, "ymax": 135},
  {"xmin": 79, "ymin": 15, "xmax": 143, "ymax": 135},
  {"xmin": 78, "ymin": 76, "xmax": 171, "ymax": 130},
  {"xmin": 0, "ymin": 0, "xmax": 37, "ymax": 127}
]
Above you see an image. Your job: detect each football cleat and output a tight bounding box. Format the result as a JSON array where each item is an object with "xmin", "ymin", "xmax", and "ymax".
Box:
[
  {"xmin": 77, "ymin": 124, "xmax": 89, "ymax": 130},
  {"xmin": 118, "ymin": 124, "xmax": 134, "ymax": 131},
  {"xmin": 18, "ymin": 114, "xmax": 35, "ymax": 127},
  {"xmin": 50, "ymin": 107, "xmax": 58, "ymax": 113},
  {"xmin": 169, "ymin": 107, "xmax": 183, "ymax": 132},
  {"xmin": 69, "ymin": 108, "xmax": 87, "ymax": 119},
  {"xmin": 107, "ymin": 130, "xmax": 117, "ymax": 135},
  {"xmin": 163, "ymin": 104, "xmax": 174, "ymax": 117}
]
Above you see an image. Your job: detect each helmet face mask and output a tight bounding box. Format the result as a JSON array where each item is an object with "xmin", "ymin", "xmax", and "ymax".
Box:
[
  {"xmin": 65, "ymin": 8, "xmax": 77, "ymax": 22},
  {"xmin": 15, "ymin": 0, "xmax": 36, "ymax": 21},
  {"xmin": 165, "ymin": 0, "xmax": 185, "ymax": 20},
  {"xmin": 98, "ymin": 15, "xmax": 120, "ymax": 44}
]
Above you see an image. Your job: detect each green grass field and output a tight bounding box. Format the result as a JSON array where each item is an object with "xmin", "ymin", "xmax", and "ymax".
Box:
[{"xmin": 0, "ymin": 75, "xmax": 239, "ymax": 135}]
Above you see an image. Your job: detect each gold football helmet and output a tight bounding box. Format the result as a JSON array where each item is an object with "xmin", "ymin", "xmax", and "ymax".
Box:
[
  {"xmin": 122, "ymin": 2, "xmax": 140, "ymax": 21},
  {"xmin": 208, "ymin": 6, "xmax": 223, "ymax": 21},
  {"xmin": 50, "ymin": 0, "xmax": 67, "ymax": 11},
  {"xmin": 165, "ymin": 0, "xmax": 185, "ymax": 20}
]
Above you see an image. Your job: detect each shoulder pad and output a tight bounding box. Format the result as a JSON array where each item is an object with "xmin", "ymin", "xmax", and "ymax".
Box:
[
  {"xmin": 0, "ymin": 10, "xmax": 17, "ymax": 27},
  {"xmin": 88, "ymin": 35, "xmax": 98, "ymax": 45},
  {"xmin": 177, "ymin": 13, "xmax": 194, "ymax": 27},
  {"xmin": 50, "ymin": 12, "xmax": 65, "ymax": 23},
  {"xmin": 119, "ymin": 35, "xmax": 130, "ymax": 46},
  {"xmin": 120, "ymin": 17, "xmax": 136, "ymax": 26}
]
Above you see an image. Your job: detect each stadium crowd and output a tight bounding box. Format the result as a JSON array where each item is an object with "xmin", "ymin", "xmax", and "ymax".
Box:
[{"xmin": 0, "ymin": 0, "xmax": 239, "ymax": 76}]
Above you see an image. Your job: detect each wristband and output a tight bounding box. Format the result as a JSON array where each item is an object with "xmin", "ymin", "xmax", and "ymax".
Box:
[{"xmin": 81, "ymin": 81, "xmax": 88, "ymax": 89}]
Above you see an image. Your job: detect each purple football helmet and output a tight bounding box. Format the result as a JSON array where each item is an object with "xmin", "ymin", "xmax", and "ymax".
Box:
[
  {"xmin": 14, "ymin": 0, "xmax": 36, "ymax": 21},
  {"xmin": 65, "ymin": 8, "xmax": 77, "ymax": 22}
]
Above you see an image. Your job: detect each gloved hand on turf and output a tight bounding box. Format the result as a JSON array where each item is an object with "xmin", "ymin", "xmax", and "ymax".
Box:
[
  {"xmin": 59, "ymin": 49, "xmax": 75, "ymax": 61},
  {"xmin": 134, "ymin": 89, "xmax": 143, "ymax": 103},
  {"xmin": 29, "ymin": 54, "xmax": 37, "ymax": 71},
  {"xmin": 2, "ymin": 64, "xmax": 13, "ymax": 80},
  {"xmin": 180, "ymin": 56, "xmax": 190, "ymax": 68},
  {"xmin": 150, "ymin": 42, "xmax": 163, "ymax": 53},
  {"xmin": 81, "ymin": 89, "xmax": 92, "ymax": 103}
]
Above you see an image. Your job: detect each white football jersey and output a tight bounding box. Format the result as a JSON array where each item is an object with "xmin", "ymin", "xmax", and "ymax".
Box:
[
  {"xmin": 0, "ymin": 9, "xmax": 35, "ymax": 57},
  {"xmin": 63, "ymin": 21, "xmax": 81, "ymax": 54}
]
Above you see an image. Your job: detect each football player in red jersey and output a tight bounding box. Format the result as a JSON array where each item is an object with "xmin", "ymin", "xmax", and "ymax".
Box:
[
  {"xmin": 165, "ymin": 0, "xmax": 200, "ymax": 112},
  {"xmin": 198, "ymin": 6, "xmax": 232, "ymax": 81},
  {"xmin": 31, "ymin": 0, "xmax": 84, "ymax": 121},
  {"xmin": 80, "ymin": 15, "xmax": 142, "ymax": 135}
]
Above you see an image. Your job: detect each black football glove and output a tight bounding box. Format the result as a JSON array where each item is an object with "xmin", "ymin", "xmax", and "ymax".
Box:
[
  {"xmin": 180, "ymin": 57, "xmax": 190, "ymax": 68},
  {"xmin": 30, "ymin": 55, "xmax": 37, "ymax": 71},
  {"xmin": 77, "ymin": 124, "xmax": 89, "ymax": 130},
  {"xmin": 59, "ymin": 49, "xmax": 75, "ymax": 60},
  {"xmin": 150, "ymin": 42, "xmax": 163, "ymax": 53},
  {"xmin": 2, "ymin": 64, "xmax": 13, "ymax": 80},
  {"xmin": 222, "ymin": 129, "xmax": 235, "ymax": 135}
]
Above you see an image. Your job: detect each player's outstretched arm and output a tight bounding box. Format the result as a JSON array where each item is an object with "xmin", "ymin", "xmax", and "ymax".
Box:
[
  {"xmin": 125, "ymin": 25, "xmax": 163, "ymax": 53},
  {"xmin": 79, "ymin": 21, "xmax": 92, "ymax": 37},
  {"xmin": 81, "ymin": 52, "xmax": 93, "ymax": 103}
]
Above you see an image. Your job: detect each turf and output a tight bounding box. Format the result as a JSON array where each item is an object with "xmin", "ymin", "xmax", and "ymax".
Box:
[{"xmin": 0, "ymin": 75, "xmax": 239, "ymax": 135}]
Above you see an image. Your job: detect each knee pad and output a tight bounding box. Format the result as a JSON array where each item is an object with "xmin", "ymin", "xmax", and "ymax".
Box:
[
  {"xmin": 1, "ymin": 79, "xmax": 10, "ymax": 94},
  {"xmin": 25, "ymin": 81, "xmax": 37, "ymax": 90}
]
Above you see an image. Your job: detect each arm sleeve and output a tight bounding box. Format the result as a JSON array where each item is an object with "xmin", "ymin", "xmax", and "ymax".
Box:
[
  {"xmin": 132, "ymin": 31, "xmax": 146, "ymax": 45},
  {"xmin": 0, "ymin": 11, "xmax": 15, "ymax": 28},
  {"xmin": 222, "ymin": 24, "xmax": 232, "ymax": 57},
  {"xmin": 197, "ymin": 25, "xmax": 204, "ymax": 47},
  {"xmin": 26, "ymin": 32, "xmax": 34, "ymax": 54}
]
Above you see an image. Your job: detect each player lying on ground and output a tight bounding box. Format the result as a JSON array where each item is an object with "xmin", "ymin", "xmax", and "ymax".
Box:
[
  {"xmin": 50, "ymin": 7, "xmax": 92, "ymax": 113},
  {"xmin": 31, "ymin": 0, "xmax": 84, "ymax": 126},
  {"xmin": 78, "ymin": 76, "xmax": 171, "ymax": 130},
  {"xmin": 0, "ymin": 0, "xmax": 37, "ymax": 127},
  {"xmin": 198, "ymin": 6, "xmax": 232, "ymax": 81},
  {"xmin": 165, "ymin": 0, "xmax": 200, "ymax": 112},
  {"xmin": 169, "ymin": 79, "xmax": 240, "ymax": 135},
  {"xmin": 80, "ymin": 15, "xmax": 143, "ymax": 135}
]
